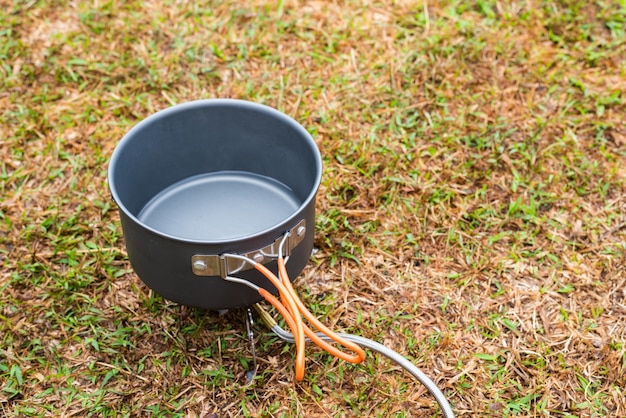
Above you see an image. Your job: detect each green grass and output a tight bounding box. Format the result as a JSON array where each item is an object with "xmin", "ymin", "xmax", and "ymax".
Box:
[{"xmin": 1, "ymin": 0, "xmax": 626, "ymax": 416}]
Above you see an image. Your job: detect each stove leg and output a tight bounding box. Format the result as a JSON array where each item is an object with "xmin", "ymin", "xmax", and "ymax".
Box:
[{"xmin": 244, "ymin": 307, "xmax": 258, "ymax": 383}]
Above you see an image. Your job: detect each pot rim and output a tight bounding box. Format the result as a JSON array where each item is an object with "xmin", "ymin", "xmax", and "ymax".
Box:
[{"xmin": 107, "ymin": 98, "xmax": 322, "ymax": 245}]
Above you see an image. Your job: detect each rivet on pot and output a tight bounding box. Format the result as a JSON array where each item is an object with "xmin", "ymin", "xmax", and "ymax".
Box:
[
  {"xmin": 252, "ymin": 253, "xmax": 264, "ymax": 263},
  {"xmin": 296, "ymin": 226, "xmax": 306, "ymax": 237},
  {"xmin": 193, "ymin": 260, "xmax": 208, "ymax": 271}
]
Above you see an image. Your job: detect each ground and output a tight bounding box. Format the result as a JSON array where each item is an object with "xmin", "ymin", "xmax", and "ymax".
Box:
[{"xmin": 1, "ymin": 0, "xmax": 625, "ymax": 417}]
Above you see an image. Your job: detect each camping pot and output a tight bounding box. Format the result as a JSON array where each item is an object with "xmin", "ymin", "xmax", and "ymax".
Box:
[{"xmin": 108, "ymin": 99, "xmax": 322, "ymax": 310}]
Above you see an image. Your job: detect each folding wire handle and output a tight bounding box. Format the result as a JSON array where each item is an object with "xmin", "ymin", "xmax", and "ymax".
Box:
[
  {"xmin": 191, "ymin": 219, "xmax": 306, "ymax": 278},
  {"xmin": 221, "ymin": 234, "xmax": 366, "ymax": 381}
]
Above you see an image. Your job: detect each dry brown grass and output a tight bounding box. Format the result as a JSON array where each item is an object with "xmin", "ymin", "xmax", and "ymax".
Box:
[{"xmin": 1, "ymin": 0, "xmax": 625, "ymax": 417}]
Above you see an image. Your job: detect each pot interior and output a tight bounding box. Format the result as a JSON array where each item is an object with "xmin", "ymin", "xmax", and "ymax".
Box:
[
  {"xmin": 109, "ymin": 100, "xmax": 321, "ymax": 242},
  {"xmin": 137, "ymin": 170, "xmax": 300, "ymax": 241}
]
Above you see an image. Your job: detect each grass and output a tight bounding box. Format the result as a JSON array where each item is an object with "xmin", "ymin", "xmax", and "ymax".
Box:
[{"xmin": 1, "ymin": 0, "xmax": 626, "ymax": 416}]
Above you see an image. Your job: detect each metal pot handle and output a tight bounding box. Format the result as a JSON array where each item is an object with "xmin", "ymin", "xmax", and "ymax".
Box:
[{"xmin": 190, "ymin": 219, "xmax": 306, "ymax": 278}]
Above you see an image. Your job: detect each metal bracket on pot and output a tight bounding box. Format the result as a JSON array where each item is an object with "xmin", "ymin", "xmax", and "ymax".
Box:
[{"xmin": 191, "ymin": 219, "xmax": 306, "ymax": 278}]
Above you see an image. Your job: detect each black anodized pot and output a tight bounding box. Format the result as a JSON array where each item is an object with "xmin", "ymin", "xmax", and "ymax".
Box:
[{"xmin": 108, "ymin": 99, "xmax": 322, "ymax": 310}]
